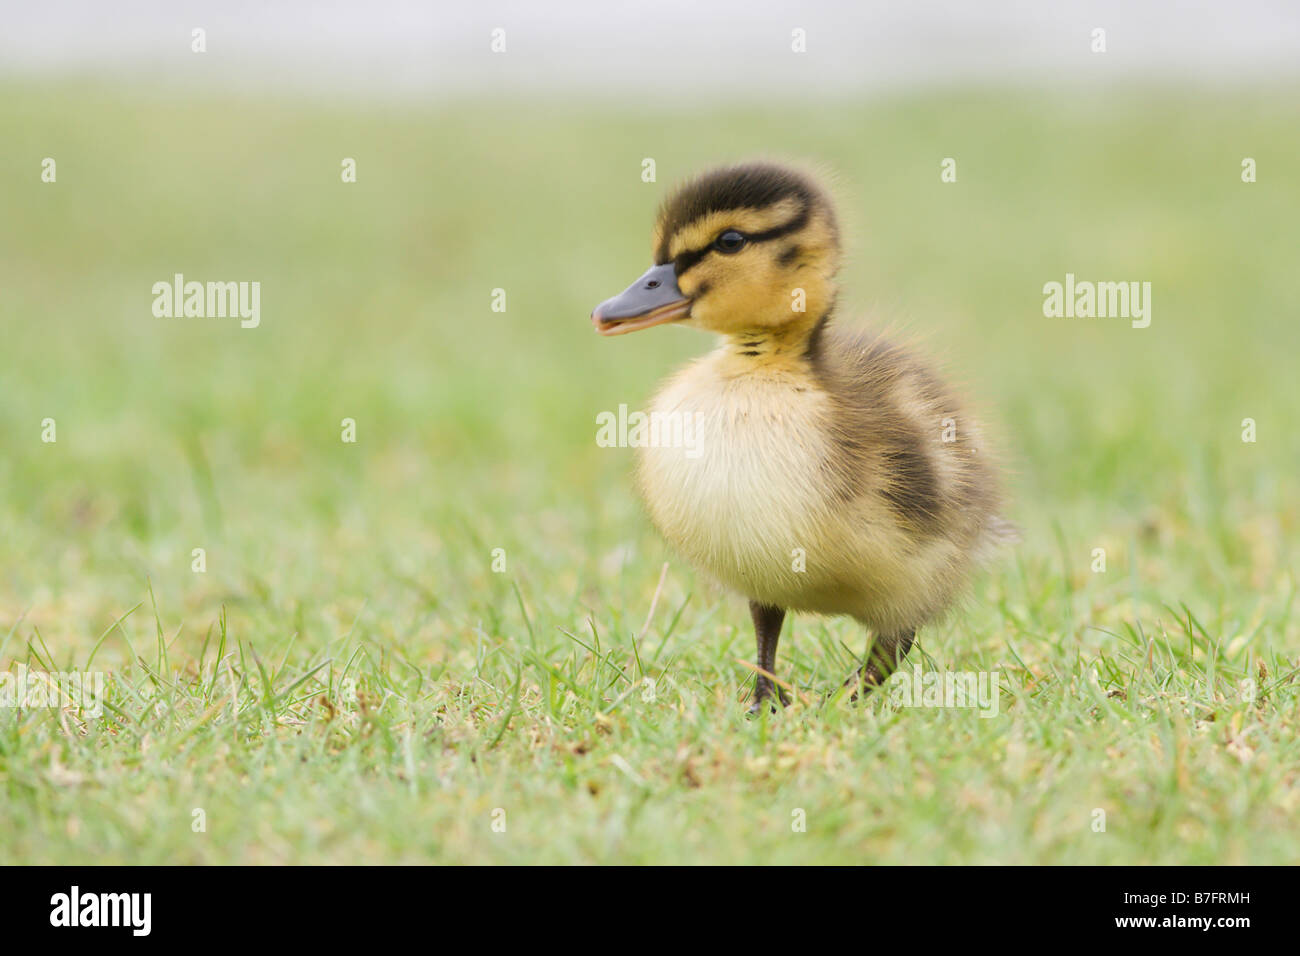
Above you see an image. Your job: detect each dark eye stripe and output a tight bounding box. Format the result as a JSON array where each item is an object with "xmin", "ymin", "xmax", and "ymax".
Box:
[
  {"xmin": 748, "ymin": 204, "xmax": 810, "ymax": 244},
  {"xmin": 671, "ymin": 204, "xmax": 810, "ymax": 276},
  {"xmin": 673, "ymin": 245, "xmax": 710, "ymax": 275}
]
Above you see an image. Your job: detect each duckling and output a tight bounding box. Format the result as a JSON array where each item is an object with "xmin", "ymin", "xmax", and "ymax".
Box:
[{"xmin": 591, "ymin": 162, "xmax": 1011, "ymax": 712}]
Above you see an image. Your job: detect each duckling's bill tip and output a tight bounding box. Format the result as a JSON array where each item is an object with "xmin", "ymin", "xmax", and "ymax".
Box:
[
  {"xmin": 592, "ymin": 263, "xmax": 690, "ymax": 335},
  {"xmin": 592, "ymin": 300, "xmax": 691, "ymax": 335}
]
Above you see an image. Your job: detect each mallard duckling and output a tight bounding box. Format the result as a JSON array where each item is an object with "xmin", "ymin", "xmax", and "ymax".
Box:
[{"xmin": 591, "ymin": 162, "xmax": 1011, "ymax": 712}]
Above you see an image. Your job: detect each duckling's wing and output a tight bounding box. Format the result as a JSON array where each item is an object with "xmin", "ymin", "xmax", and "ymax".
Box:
[{"xmin": 811, "ymin": 326, "xmax": 1006, "ymax": 546}]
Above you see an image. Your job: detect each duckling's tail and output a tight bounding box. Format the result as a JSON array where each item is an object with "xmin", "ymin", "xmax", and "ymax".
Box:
[
  {"xmin": 976, "ymin": 515, "xmax": 1020, "ymax": 562},
  {"xmin": 986, "ymin": 515, "xmax": 1020, "ymax": 543}
]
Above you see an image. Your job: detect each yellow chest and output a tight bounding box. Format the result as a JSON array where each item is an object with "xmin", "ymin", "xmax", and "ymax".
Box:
[{"xmin": 636, "ymin": 354, "xmax": 841, "ymax": 604}]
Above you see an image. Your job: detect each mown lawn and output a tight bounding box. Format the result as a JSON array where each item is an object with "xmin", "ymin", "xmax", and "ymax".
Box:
[{"xmin": 1, "ymin": 82, "xmax": 1297, "ymax": 863}]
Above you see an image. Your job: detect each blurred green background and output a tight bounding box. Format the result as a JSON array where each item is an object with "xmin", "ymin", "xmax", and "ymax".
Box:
[{"xmin": 2, "ymin": 78, "xmax": 1298, "ymax": 863}]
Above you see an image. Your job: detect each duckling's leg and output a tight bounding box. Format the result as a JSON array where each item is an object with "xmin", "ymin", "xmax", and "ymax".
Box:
[
  {"xmin": 748, "ymin": 602, "xmax": 790, "ymax": 713},
  {"xmin": 848, "ymin": 628, "xmax": 916, "ymax": 700}
]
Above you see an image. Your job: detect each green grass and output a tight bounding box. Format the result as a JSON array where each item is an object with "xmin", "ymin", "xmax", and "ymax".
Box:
[{"xmin": 2, "ymin": 81, "xmax": 1298, "ymax": 864}]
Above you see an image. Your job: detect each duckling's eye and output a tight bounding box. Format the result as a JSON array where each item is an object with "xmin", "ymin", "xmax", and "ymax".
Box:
[{"xmin": 713, "ymin": 230, "xmax": 747, "ymax": 254}]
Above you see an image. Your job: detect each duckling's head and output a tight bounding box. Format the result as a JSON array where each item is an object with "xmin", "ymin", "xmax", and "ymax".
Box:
[{"xmin": 592, "ymin": 162, "xmax": 840, "ymax": 338}]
